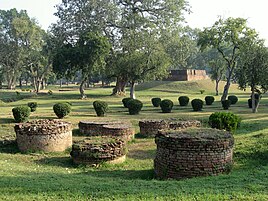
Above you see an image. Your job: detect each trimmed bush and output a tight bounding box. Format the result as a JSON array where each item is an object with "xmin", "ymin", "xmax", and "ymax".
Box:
[
  {"xmin": 122, "ymin": 97, "xmax": 133, "ymax": 108},
  {"xmin": 160, "ymin": 99, "xmax": 173, "ymax": 113},
  {"xmin": 178, "ymin": 96, "xmax": 189, "ymax": 106},
  {"xmin": 27, "ymin": 102, "xmax": 38, "ymax": 112},
  {"xmin": 12, "ymin": 106, "xmax": 31, "ymax": 123},
  {"xmin": 228, "ymin": 95, "xmax": 238, "ymax": 105},
  {"xmin": 191, "ymin": 99, "xmax": 203, "ymax": 111},
  {"xmin": 209, "ymin": 112, "xmax": 241, "ymax": 133},
  {"xmin": 205, "ymin": 96, "xmax": 215, "ymax": 105},
  {"xmin": 151, "ymin": 98, "xmax": 161, "ymax": 107},
  {"xmin": 222, "ymin": 100, "xmax": 231, "ymax": 110},
  {"xmin": 93, "ymin": 100, "xmax": 108, "ymax": 117},
  {"xmin": 53, "ymin": 103, "xmax": 71, "ymax": 119},
  {"xmin": 127, "ymin": 99, "xmax": 143, "ymax": 115}
]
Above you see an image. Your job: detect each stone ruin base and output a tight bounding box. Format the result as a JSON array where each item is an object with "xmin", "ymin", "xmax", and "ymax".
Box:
[
  {"xmin": 154, "ymin": 128, "xmax": 234, "ymax": 180},
  {"xmin": 71, "ymin": 137, "xmax": 126, "ymax": 165},
  {"xmin": 14, "ymin": 119, "xmax": 72, "ymax": 152},
  {"xmin": 78, "ymin": 120, "xmax": 135, "ymax": 140},
  {"xmin": 139, "ymin": 119, "xmax": 201, "ymax": 137}
]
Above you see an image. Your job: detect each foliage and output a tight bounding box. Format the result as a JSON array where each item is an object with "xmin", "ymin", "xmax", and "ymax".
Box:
[
  {"xmin": 191, "ymin": 99, "xmax": 203, "ymax": 111},
  {"xmin": 198, "ymin": 17, "xmax": 259, "ymax": 101},
  {"xmin": 151, "ymin": 98, "xmax": 161, "ymax": 107},
  {"xmin": 178, "ymin": 96, "xmax": 189, "ymax": 106},
  {"xmin": 209, "ymin": 112, "xmax": 241, "ymax": 133},
  {"xmin": 122, "ymin": 98, "xmax": 133, "ymax": 108},
  {"xmin": 222, "ymin": 100, "xmax": 231, "ymax": 110},
  {"xmin": 93, "ymin": 100, "xmax": 108, "ymax": 117},
  {"xmin": 160, "ymin": 99, "xmax": 174, "ymax": 113},
  {"xmin": 27, "ymin": 102, "xmax": 38, "ymax": 112},
  {"xmin": 127, "ymin": 99, "xmax": 143, "ymax": 115},
  {"xmin": 228, "ymin": 95, "xmax": 238, "ymax": 105},
  {"xmin": 52, "ymin": 32, "xmax": 111, "ymax": 99},
  {"xmin": 236, "ymin": 42, "xmax": 268, "ymax": 112},
  {"xmin": 53, "ymin": 0, "xmax": 189, "ymax": 97},
  {"xmin": 205, "ymin": 96, "xmax": 215, "ymax": 105},
  {"xmin": 12, "ymin": 106, "xmax": 31, "ymax": 123},
  {"xmin": 53, "ymin": 103, "xmax": 71, "ymax": 119}
]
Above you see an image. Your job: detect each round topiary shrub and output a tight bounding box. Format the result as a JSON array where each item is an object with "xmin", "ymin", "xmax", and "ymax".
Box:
[
  {"xmin": 160, "ymin": 99, "xmax": 173, "ymax": 113},
  {"xmin": 93, "ymin": 100, "xmax": 108, "ymax": 117},
  {"xmin": 127, "ymin": 99, "xmax": 143, "ymax": 115},
  {"xmin": 191, "ymin": 99, "xmax": 203, "ymax": 111},
  {"xmin": 122, "ymin": 97, "xmax": 133, "ymax": 108},
  {"xmin": 209, "ymin": 112, "xmax": 241, "ymax": 133},
  {"xmin": 151, "ymin": 98, "xmax": 161, "ymax": 107},
  {"xmin": 12, "ymin": 106, "xmax": 31, "ymax": 123},
  {"xmin": 178, "ymin": 96, "xmax": 189, "ymax": 106},
  {"xmin": 205, "ymin": 96, "xmax": 215, "ymax": 105},
  {"xmin": 53, "ymin": 103, "xmax": 71, "ymax": 119},
  {"xmin": 222, "ymin": 100, "xmax": 231, "ymax": 110},
  {"xmin": 27, "ymin": 102, "xmax": 38, "ymax": 112},
  {"xmin": 228, "ymin": 95, "xmax": 238, "ymax": 105}
]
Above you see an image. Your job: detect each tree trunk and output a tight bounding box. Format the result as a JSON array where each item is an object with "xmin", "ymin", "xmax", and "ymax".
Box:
[
  {"xmin": 79, "ymin": 78, "xmax": 87, "ymax": 99},
  {"xmin": 130, "ymin": 81, "xmax": 136, "ymax": 99},
  {"xmin": 19, "ymin": 77, "xmax": 23, "ymax": 89},
  {"xmin": 60, "ymin": 79, "xmax": 62, "ymax": 88},
  {"xmin": 41, "ymin": 79, "xmax": 46, "ymax": 90},
  {"xmin": 215, "ymin": 79, "xmax": 220, "ymax": 96},
  {"xmin": 221, "ymin": 68, "xmax": 232, "ymax": 101},
  {"xmin": 0, "ymin": 80, "xmax": 2, "ymax": 89},
  {"xmin": 112, "ymin": 76, "xmax": 127, "ymax": 96}
]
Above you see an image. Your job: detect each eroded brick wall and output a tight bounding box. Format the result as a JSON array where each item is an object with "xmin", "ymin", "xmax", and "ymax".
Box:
[
  {"xmin": 154, "ymin": 129, "xmax": 234, "ymax": 180},
  {"xmin": 14, "ymin": 119, "xmax": 72, "ymax": 152}
]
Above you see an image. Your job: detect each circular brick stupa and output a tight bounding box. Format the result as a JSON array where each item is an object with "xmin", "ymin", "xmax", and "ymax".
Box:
[
  {"xmin": 154, "ymin": 128, "xmax": 234, "ymax": 180},
  {"xmin": 71, "ymin": 137, "xmax": 126, "ymax": 165},
  {"xmin": 14, "ymin": 119, "xmax": 72, "ymax": 152}
]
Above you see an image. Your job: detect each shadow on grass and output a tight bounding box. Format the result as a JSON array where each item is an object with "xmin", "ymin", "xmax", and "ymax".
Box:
[
  {"xmin": 0, "ymin": 141, "xmax": 20, "ymax": 154},
  {"xmin": 0, "ymin": 118, "xmax": 14, "ymax": 124},
  {"xmin": 36, "ymin": 156, "xmax": 74, "ymax": 168}
]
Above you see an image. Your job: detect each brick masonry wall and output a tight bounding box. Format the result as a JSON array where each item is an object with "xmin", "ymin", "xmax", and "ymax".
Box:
[
  {"xmin": 79, "ymin": 121, "xmax": 134, "ymax": 140},
  {"xmin": 71, "ymin": 138, "xmax": 126, "ymax": 165},
  {"xmin": 139, "ymin": 119, "xmax": 201, "ymax": 137},
  {"xmin": 154, "ymin": 128, "xmax": 234, "ymax": 180},
  {"xmin": 14, "ymin": 119, "xmax": 72, "ymax": 152}
]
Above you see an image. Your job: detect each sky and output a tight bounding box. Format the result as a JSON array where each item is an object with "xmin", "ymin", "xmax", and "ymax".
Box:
[{"xmin": 1, "ymin": 0, "xmax": 268, "ymax": 44}]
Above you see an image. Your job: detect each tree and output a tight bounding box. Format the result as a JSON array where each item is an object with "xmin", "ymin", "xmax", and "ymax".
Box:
[
  {"xmin": 236, "ymin": 42, "xmax": 268, "ymax": 113},
  {"xmin": 198, "ymin": 17, "xmax": 259, "ymax": 101},
  {"xmin": 52, "ymin": 32, "xmax": 110, "ymax": 98},
  {"xmin": 53, "ymin": 0, "xmax": 189, "ymax": 97}
]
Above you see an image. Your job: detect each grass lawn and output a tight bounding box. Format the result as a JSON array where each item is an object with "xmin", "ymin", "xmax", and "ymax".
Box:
[{"xmin": 0, "ymin": 80, "xmax": 267, "ymax": 201}]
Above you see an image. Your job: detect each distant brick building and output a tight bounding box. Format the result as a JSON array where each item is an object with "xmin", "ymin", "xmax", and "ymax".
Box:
[{"xmin": 164, "ymin": 69, "xmax": 208, "ymax": 81}]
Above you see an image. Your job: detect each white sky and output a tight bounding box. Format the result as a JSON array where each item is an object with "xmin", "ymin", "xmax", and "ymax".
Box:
[{"xmin": 0, "ymin": 0, "xmax": 268, "ymax": 44}]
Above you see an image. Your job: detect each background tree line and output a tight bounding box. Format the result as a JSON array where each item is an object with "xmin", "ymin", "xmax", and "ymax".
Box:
[{"xmin": 0, "ymin": 0, "xmax": 268, "ymax": 112}]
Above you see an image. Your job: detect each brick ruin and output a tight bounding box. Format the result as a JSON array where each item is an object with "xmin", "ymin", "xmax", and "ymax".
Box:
[
  {"xmin": 71, "ymin": 137, "xmax": 126, "ymax": 165},
  {"xmin": 164, "ymin": 69, "xmax": 208, "ymax": 81},
  {"xmin": 139, "ymin": 119, "xmax": 201, "ymax": 137},
  {"xmin": 14, "ymin": 119, "xmax": 72, "ymax": 152},
  {"xmin": 79, "ymin": 120, "xmax": 135, "ymax": 140},
  {"xmin": 154, "ymin": 128, "xmax": 234, "ymax": 180}
]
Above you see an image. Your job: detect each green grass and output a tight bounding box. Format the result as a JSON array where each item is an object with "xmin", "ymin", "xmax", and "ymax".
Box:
[{"xmin": 0, "ymin": 80, "xmax": 267, "ymax": 200}]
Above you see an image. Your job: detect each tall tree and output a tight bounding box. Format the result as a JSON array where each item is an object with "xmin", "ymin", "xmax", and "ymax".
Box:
[
  {"xmin": 236, "ymin": 41, "xmax": 268, "ymax": 113},
  {"xmin": 198, "ymin": 17, "xmax": 258, "ymax": 101},
  {"xmin": 53, "ymin": 0, "xmax": 189, "ymax": 97},
  {"xmin": 52, "ymin": 32, "xmax": 110, "ymax": 98}
]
